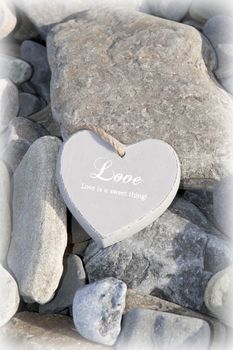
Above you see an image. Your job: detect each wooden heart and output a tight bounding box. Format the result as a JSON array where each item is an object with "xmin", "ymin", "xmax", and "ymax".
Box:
[{"xmin": 57, "ymin": 130, "xmax": 180, "ymax": 247}]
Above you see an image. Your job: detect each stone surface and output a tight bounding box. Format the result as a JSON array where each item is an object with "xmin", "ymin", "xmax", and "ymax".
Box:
[
  {"xmin": 189, "ymin": 0, "xmax": 233, "ymax": 24},
  {"xmin": 0, "ymin": 78, "xmax": 19, "ymax": 133},
  {"xmin": 0, "ymin": 0, "xmax": 17, "ymax": 39},
  {"xmin": 220, "ymin": 75, "xmax": 233, "ymax": 96},
  {"xmin": 13, "ymin": 10, "xmax": 39, "ymax": 41},
  {"xmin": 116, "ymin": 308, "xmax": 211, "ymax": 350},
  {"xmin": 27, "ymin": 104, "xmax": 61, "ymax": 137},
  {"xmin": 213, "ymin": 177, "xmax": 233, "ymax": 238},
  {"xmin": 148, "ymin": 0, "xmax": 191, "ymax": 21},
  {"xmin": 0, "ymin": 160, "xmax": 11, "ymax": 263},
  {"xmin": 20, "ymin": 41, "xmax": 51, "ymax": 102},
  {"xmin": 201, "ymin": 34, "xmax": 217, "ymax": 72},
  {"xmin": 39, "ymin": 254, "xmax": 86, "ymax": 314},
  {"xmin": 7, "ymin": 136, "xmax": 67, "ymax": 304},
  {"xmin": 15, "ymin": 0, "xmax": 148, "ymax": 38},
  {"xmin": 0, "ymin": 312, "xmax": 107, "ymax": 349},
  {"xmin": 204, "ymin": 265, "xmax": 233, "ymax": 327},
  {"xmin": 71, "ymin": 217, "xmax": 91, "ymax": 244},
  {"xmin": 0, "ymin": 117, "xmax": 48, "ymax": 173},
  {"xmin": 183, "ymin": 190, "xmax": 214, "ymax": 224},
  {"xmin": 47, "ymin": 8, "xmax": 233, "ymax": 189},
  {"xmin": 18, "ymin": 92, "xmax": 44, "ymax": 117},
  {"xmin": 0, "ymin": 54, "xmax": 32, "ymax": 84},
  {"xmin": 73, "ymin": 278, "xmax": 127, "ymax": 346},
  {"xmin": 0, "ymin": 39, "xmax": 21, "ymax": 58},
  {"xmin": 84, "ymin": 210, "xmax": 233, "ymax": 312},
  {"xmin": 203, "ymin": 15, "xmax": 233, "ymax": 80},
  {"xmin": 0, "ymin": 265, "xmax": 20, "ymax": 328}
]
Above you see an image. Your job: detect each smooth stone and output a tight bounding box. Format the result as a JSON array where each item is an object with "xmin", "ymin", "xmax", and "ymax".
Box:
[
  {"xmin": 15, "ymin": 0, "xmax": 148, "ymax": 38},
  {"xmin": 47, "ymin": 8, "xmax": 233, "ymax": 189},
  {"xmin": 20, "ymin": 40, "xmax": 51, "ymax": 102},
  {"xmin": 71, "ymin": 241, "xmax": 90, "ymax": 256},
  {"xmin": 73, "ymin": 277, "xmax": 127, "ymax": 346},
  {"xmin": 84, "ymin": 210, "xmax": 233, "ymax": 312},
  {"xmin": 39, "ymin": 254, "xmax": 86, "ymax": 314},
  {"xmin": 0, "ymin": 1, "xmax": 17, "ymax": 39},
  {"xmin": 0, "ymin": 265, "xmax": 20, "ymax": 328},
  {"xmin": 0, "ymin": 312, "xmax": 107, "ymax": 349},
  {"xmin": 183, "ymin": 190, "xmax": 214, "ymax": 224},
  {"xmin": 18, "ymin": 92, "xmax": 44, "ymax": 117},
  {"xmin": 213, "ymin": 177, "xmax": 233, "ymax": 238},
  {"xmin": 169, "ymin": 195, "xmax": 213, "ymax": 232},
  {"xmin": 0, "ymin": 54, "xmax": 32, "ymax": 84},
  {"xmin": 13, "ymin": 10, "xmax": 39, "ymax": 41},
  {"xmin": 0, "ymin": 117, "xmax": 48, "ymax": 173},
  {"xmin": 27, "ymin": 104, "xmax": 61, "ymax": 137},
  {"xmin": 7, "ymin": 136, "xmax": 67, "ymax": 304},
  {"xmin": 203, "ymin": 15, "xmax": 233, "ymax": 79},
  {"xmin": 189, "ymin": 0, "xmax": 232, "ymax": 24},
  {"xmin": 182, "ymin": 18, "xmax": 204, "ymax": 31},
  {"xmin": 201, "ymin": 34, "xmax": 218, "ymax": 72},
  {"xmin": 147, "ymin": 0, "xmax": 191, "ymax": 21},
  {"xmin": 220, "ymin": 75, "xmax": 233, "ymax": 96},
  {"xmin": 0, "ymin": 78, "xmax": 19, "ymax": 133},
  {"xmin": 71, "ymin": 217, "xmax": 91, "ymax": 244},
  {"xmin": 0, "ymin": 161, "xmax": 11, "ymax": 263},
  {"xmin": 0, "ymin": 39, "xmax": 21, "ymax": 58},
  {"xmin": 116, "ymin": 308, "xmax": 211, "ymax": 350},
  {"xmin": 204, "ymin": 265, "xmax": 233, "ymax": 327}
]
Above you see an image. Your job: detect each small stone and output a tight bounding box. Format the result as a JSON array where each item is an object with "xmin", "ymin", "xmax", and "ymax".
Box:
[
  {"xmin": 189, "ymin": 0, "xmax": 232, "ymax": 24},
  {"xmin": 183, "ymin": 190, "xmax": 214, "ymax": 224},
  {"xmin": 13, "ymin": 10, "xmax": 39, "ymax": 41},
  {"xmin": 7, "ymin": 136, "xmax": 67, "ymax": 304},
  {"xmin": 201, "ymin": 34, "xmax": 218, "ymax": 72},
  {"xmin": 116, "ymin": 308, "xmax": 211, "ymax": 350},
  {"xmin": 20, "ymin": 40, "xmax": 51, "ymax": 102},
  {"xmin": 0, "ymin": 265, "xmax": 20, "ymax": 328},
  {"xmin": 203, "ymin": 15, "xmax": 233, "ymax": 80},
  {"xmin": 0, "ymin": 78, "xmax": 19, "ymax": 133},
  {"xmin": 71, "ymin": 241, "xmax": 90, "ymax": 256},
  {"xmin": 0, "ymin": 54, "xmax": 32, "ymax": 84},
  {"xmin": 18, "ymin": 92, "xmax": 44, "ymax": 117},
  {"xmin": 220, "ymin": 75, "xmax": 233, "ymax": 96},
  {"xmin": 84, "ymin": 210, "xmax": 233, "ymax": 312},
  {"xmin": 147, "ymin": 0, "xmax": 191, "ymax": 21},
  {"xmin": 0, "ymin": 1, "xmax": 17, "ymax": 39},
  {"xmin": 0, "ymin": 160, "xmax": 11, "ymax": 263},
  {"xmin": 47, "ymin": 8, "xmax": 233, "ymax": 188},
  {"xmin": 0, "ymin": 39, "xmax": 21, "ymax": 58},
  {"xmin": 71, "ymin": 217, "xmax": 91, "ymax": 244},
  {"xmin": 73, "ymin": 278, "xmax": 127, "ymax": 346},
  {"xmin": 204, "ymin": 265, "xmax": 233, "ymax": 327},
  {"xmin": 0, "ymin": 117, "xmax": 48, "ymax": 173},
  {"xmin": 39, "ymin": 254, "xmax": 86, "ymax": 314},
  {"xmin": 213, "ymin": 177, "xmax": 233, "ymax": 238},
  {"xmin": 28, "ymin": 104, "xmax": 61, "ymax": 136},
  {"xmin": 182, "ymin": 18, "xmax": 204, "ymax": 31},
  {"xmin": 0, "ymin": 312, "xmax": 106, "ymax": 349}
]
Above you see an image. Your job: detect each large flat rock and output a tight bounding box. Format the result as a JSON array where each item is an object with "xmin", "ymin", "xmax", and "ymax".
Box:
[
  {"xmin": 7, "ymin": 136, "xmax": 67, "ymax": 304},
  {"xmin": 47, "ymin": 8, "xmax": 233, "ymax": 189}
]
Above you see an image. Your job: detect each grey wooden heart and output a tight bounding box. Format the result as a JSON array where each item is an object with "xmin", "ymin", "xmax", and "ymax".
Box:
[{"xmin": 57, "ymin": 130, "xmax": 180, "ymax": 247}]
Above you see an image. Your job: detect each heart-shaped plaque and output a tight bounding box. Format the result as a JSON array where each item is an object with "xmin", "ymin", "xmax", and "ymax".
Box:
[{"xmin": 57, "ymin": 130, "xmax": 180, "ymax": 247}]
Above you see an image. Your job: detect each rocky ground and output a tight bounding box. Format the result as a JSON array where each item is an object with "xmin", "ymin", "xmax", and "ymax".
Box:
[{"xmin": 0, "ymin": 0, "xmax": 233, "ymax": 349}]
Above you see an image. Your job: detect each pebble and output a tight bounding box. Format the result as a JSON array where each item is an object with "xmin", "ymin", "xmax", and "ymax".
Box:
[
  {"xmin": 0, "ymin": 117, "xmax": 48, "ymax": 173},
  {"xmin": 73, "ymin": 277, "xmax": 127, "ymax": 346},
  {"xmin": 0, "ymin": 312, "xmax": 107, "ymax": 349},
  {"xmin": 148, "ymin": 0, "xmax": 192, "ymax": 21},
  {"xmin": 13, "ymin": 10, "xmax": 39, "ymax": 41},
  {"xmin": 39, "ymin": 254, "xmax": 86, "ymax": 314},
  {"xmin": 183, "ymin": 190, "xmax": 214, "ymax": 224},
  {"xmin": 27, "ymin": 104, "xmax": 61, "ymax": 137},
  {"xmin": 0, "ymin": 39, "xmax": 21, "ymax": 58},
  {"xmin": 47, "ymin": 8, "xmax": 233, "ymax": 189},
  {"xmin": 0, "ymin": 78, "xmax": 19, "ymax": 133},
  {"xmin": 213, "ymin": 177, "xmax": 233, "ymax": 238},
  {"xmin": 204, "ymin": 265, "xmax": 233, "ymax": 327},
  {"xmin": 84, "ymin": 210, "xmax": 233, "ymax": 312},
  {"xmin": 220, "ymin": 75, "xmax": 233, "ymax": 96},
  {"xmin": 116, "ymin": 308, "xmax": 211, "ymax": 350},
  {"xmin": 0, "ymin": 54, "xmax": 32, "ymax": 85},
  {"xmin": 71, "ymin": 217, "xmax": 91, "ymax": 244},
  {"xmin": 0, "ymin": 160, "xmax": 11, "ymax": 263},
  {"xmin": 20, "ymin": 40, "xmax": 51, "ymax": 102},
  {"xmin": 203, "ymin": 15, "xmax": 233, "ymax": 80},
  {"xmin": 0, "ymin": 265, "xmax": 20, "ymax": 328},
  {"xmin": 0, "ymin": 0, "xmax": 17, "ymax": 39},
  {"xmin": 189, "ymin": 0, "xmax": 232, "ymax": 24},
  {"xmin": 7, "ymin": 136, "xmax": 67, "ymax": 304},
  {"xmin": 18, "ymin": 92, "xmax": 44, "ymax": 117}
]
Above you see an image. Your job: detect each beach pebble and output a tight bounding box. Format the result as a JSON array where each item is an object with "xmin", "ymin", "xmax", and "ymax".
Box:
[
  {"xmin": 0, "ymin": 54, "xmax": 32, "ymax": 84},
  {"xmin": 0, "ymin": 78, "xmax": 19, "ymax": 133}
]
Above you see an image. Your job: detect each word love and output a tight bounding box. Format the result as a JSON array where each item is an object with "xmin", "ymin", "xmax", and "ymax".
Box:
[{"xmin": 90, "ymin": 157, "xmax": 143, "ymax": 186}]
